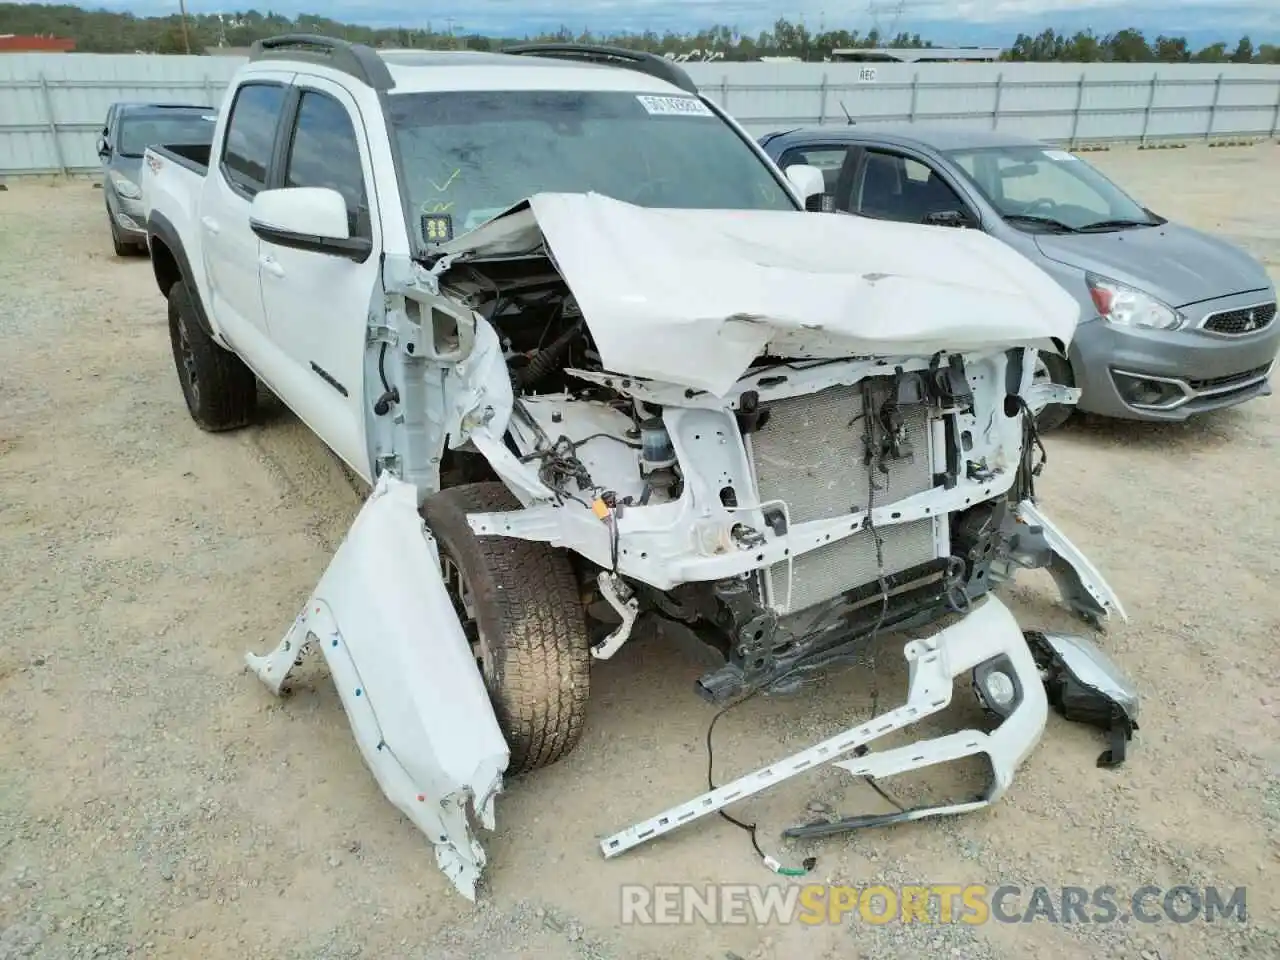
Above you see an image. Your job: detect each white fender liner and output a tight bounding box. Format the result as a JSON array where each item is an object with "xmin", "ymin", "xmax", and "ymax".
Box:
[{"xmin": 244, "ymin": 473, "xmax": 509, "ymax": 900}]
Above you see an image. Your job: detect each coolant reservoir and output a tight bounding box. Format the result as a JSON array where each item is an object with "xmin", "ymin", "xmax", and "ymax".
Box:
[{"xmin": 639, "ymin": 417, "xmax": 677, "ymax": 473}]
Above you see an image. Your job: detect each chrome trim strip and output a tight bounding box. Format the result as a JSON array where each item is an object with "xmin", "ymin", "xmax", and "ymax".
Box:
[{"xmin": 1112, "ymin": 359, "xmax": 1275, "ymax": 411}]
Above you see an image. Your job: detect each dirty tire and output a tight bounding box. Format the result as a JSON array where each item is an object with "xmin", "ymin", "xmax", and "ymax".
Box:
[
  {"xmin": 109, "ymin": 216, "xmax": 130, "ymax": 257},
  {"xmin": 167, "ymin": 280, "xmax": 257, "ymax": 432},
  {"xmin": 1034, "ymin": 352, "xmax": 1076, "ymax": 433},
  {"xmin": 422, "ymin": 482, "xmax": 591, "ymax": 775}
]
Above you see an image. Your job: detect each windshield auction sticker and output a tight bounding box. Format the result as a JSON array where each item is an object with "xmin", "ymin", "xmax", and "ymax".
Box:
[{"xmin": 636, "ymin": 95, "xmax": 713, "ymax": 116}]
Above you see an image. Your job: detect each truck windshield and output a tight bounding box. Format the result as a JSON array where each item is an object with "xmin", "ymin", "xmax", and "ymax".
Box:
[
  {"xmin": 385, "ymin": 89, "xmax": 797, "ymax": 249},
  {"xmin": 118, "ymin": 112, "xmax": 216, "ymax": 158}
]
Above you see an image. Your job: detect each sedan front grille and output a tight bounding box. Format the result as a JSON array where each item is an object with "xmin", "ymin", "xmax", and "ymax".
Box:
[
  {"xmin": 1202, "ymin": 301, "xmax": 1275, "ymax": 336},
  {"xmin": 1185, "ymin": 363, "xmax": 1273, "ymax": 391},
  {"xmin": 747, "ymin": 383, "xmax": 939, "ymax": 615}
]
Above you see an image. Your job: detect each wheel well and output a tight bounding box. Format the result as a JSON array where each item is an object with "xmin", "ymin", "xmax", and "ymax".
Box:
[
  {"xmin": 439, "ymin": 446, "xmax": 500, "ymax": 489},
  {"xmin": 150, "ymin": 236, "xmax": 181, "ymax": 298}
]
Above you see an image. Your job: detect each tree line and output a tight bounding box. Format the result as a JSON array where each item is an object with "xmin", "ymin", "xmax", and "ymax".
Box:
[
  {"xmin": 1, "ymin": 5, "xmax": 1277, "ymax": 63},
  {"xmin": 1005, "ymin": 28, "xmax": 1279, "ymax": 64}
]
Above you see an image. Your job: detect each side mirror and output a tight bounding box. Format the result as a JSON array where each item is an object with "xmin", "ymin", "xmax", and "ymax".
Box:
[
  {"xmin": 923, "ymin": 209, "xmax": 976, "ymax": 229},
  {"xmin": 249, "ymin": 186, "xmax": 371, "ymax": 262},
  {"xmin": 97, "ymin": 138, "xmax": 110, "ymax": 159},
  {"xmin": 784, "ymin": 164, "xmax": 826, "ymax": 210}
]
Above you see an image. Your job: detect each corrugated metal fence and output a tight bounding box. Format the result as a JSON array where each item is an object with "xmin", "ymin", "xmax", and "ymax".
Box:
[
  {"xmin": 0, "ymin": 54, "xmax": 242, "ymax": 175},
  {"xmin": 2, "ymin": 53, "xmax": 1279, "ymax": 175}
]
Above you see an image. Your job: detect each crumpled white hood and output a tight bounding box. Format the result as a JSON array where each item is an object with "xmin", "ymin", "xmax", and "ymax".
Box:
[{"xmin": 441, "ymin": 193, "xmax": 1081, "ymax": 397}]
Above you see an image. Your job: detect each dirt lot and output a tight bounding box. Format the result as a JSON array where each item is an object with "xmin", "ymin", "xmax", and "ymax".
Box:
[{"xmin": 1, "ymin": 143, "xmax": 1278, "ymax": 960}]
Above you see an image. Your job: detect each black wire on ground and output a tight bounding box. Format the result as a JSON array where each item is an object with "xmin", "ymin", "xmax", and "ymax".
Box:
[{"xmin": 705, "ymin": 684, "xmax": 817, "ymax": 876}]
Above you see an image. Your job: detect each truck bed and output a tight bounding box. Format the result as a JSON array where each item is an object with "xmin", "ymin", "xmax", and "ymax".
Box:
[{"xmin": 150, "ymin": 142, "xmax": 211, "ymax": 175}]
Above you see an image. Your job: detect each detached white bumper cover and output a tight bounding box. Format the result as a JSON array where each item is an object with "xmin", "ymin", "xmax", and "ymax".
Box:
[
  {"xmin": 601, "ymin": 594, "xmax": 1047, "ymax": 858},
  {"xmin": 245, "ymin": 473, "xmax": 508, "ymax": 900},
  {"xmin": 439, "ymin": 192, "xmax": 1082, "ymax": 396}
]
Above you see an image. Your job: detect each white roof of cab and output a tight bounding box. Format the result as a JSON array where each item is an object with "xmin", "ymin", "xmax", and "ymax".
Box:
[{"xmin": 376, "ymin": 50, "xmax": 687, "ymax": 95}]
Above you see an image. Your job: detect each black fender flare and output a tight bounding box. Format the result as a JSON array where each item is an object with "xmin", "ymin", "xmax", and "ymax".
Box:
[{"xmin": 147, "ymin": 210, "xmax": 216, "ymax": 341}]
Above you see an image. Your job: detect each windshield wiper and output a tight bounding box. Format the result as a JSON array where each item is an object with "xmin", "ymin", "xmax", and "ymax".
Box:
[
  {"xmin": 1003, "ymin": 214, "xmax": 1081, "ymax": 234},
  {"xmin": 1077, "ymin": 218, "xmax": 1158, "ymax": 232}
]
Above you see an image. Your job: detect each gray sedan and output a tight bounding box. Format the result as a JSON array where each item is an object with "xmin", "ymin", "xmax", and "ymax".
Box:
[
  {"xmin": 98, "ymin": 103, "xmax": 216, "ymax": 256},
  {"xmin": 759, "ymin": 124, "xmax": 1278, "ymax": 429}
]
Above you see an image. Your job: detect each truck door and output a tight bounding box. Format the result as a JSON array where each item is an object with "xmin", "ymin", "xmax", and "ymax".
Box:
[
  {"xmin": 198, "ymin": 73, "xmax": 294, "ymax": 349},
  {"xmin": 256, "ymin": 77, "xmax": 380, "ymax": 478}
]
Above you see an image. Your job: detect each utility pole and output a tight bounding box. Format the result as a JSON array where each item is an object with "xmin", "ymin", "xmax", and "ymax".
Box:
[{"xmin": 177, "ymin": 0, "xmax": 192, "ymax": 54}]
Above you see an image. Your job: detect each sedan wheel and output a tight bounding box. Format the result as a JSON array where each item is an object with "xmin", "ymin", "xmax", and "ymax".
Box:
[{"xmin": 1029, "ymin": 352, "xmax": 1076, "ymax": 432}]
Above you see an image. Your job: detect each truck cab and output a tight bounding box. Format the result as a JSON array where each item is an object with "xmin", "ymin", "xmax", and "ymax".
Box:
[{"xmin": 143, "ymin": 38, "xmax": 821, "ymax": 480}]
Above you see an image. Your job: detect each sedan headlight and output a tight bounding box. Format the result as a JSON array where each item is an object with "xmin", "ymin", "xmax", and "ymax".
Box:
[
  {"xmin": 109, "ymin": 172, "xmax": 141, "ymax": 200},
  {"xmin": 1086, "ymin": 273, "xmax": 1182, "ymax": 331}
]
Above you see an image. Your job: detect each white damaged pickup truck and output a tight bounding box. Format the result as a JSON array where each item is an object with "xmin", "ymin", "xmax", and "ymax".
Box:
[{"xmin": 141, "ymin": 36, "xmax": 1138, "ymax": 900}]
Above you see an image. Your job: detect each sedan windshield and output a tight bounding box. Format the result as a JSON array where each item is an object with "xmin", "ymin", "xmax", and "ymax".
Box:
[
  {"xmin": 945, "ymin": 145, "xmax": 1158, "ymax": 232},
  {"xmin": 385, "ymin": 89, "xmax": 797, "ymax": 249},
  {"xmin": 118, "ymin": 111, "xmax": 216, "ymax": 158}
]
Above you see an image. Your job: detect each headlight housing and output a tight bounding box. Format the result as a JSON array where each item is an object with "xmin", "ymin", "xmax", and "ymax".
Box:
[
  {"xmin": 1086, "ymin": 273, "xmax": 1182, "ymax": 331},
  {"xmin": 110, "ymin": 172, "xmax": 142, "ymax": 200}
]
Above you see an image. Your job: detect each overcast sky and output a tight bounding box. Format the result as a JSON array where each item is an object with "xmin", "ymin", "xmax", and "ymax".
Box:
[{"xmin": 32, "ymin": 0, "xmax": 1280, "ymax": 42}]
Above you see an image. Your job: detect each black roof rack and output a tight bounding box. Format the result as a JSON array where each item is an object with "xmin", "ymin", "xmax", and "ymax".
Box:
[
  {"xmin": 120, "ymin": 102, "xmax": 215, "ymax": 111},
  {"xmin": 249, "ymin": 34, "xmax": 396, "ymax": 91},
  {"xmin": 500, "ymin": 43, "xmax": 700, "ymax": 96}
]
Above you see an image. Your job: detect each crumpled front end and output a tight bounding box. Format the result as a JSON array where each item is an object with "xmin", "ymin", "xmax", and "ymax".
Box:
[
  {"xmin": 385, "ymin": 191, "xmax": 1126, "ymax": 698},
  {"xmin": 460, "ymin": 343, "xmax": 1124, "ymax": 701}
]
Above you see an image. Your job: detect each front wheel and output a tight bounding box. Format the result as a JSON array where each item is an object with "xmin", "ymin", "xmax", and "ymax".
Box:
[
  {"xmin": 1030, "ymin": 352, "xmax": 1076, "ymax": 433},
  {"xmin": 109, "ymin": 216, "xmax": 131, "ymax": 257},
  {"xmin": 422, "ymin": 482, "xmax": 591, "ymax": 775}
]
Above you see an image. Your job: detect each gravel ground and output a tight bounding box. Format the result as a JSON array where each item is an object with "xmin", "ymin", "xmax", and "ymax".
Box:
[{"xmin": 1, "ymin": 143, "xmax": 1278, "ymax": 960}]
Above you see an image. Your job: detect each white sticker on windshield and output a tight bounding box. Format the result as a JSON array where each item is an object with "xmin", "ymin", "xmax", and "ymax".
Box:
[
  {"xmin": 1043, "ymin": 149, "xmax": 1077, "ymax": 162},
  {"xmin": 636, "ymin": 94, "xmax": 713, "ymax": 117}
]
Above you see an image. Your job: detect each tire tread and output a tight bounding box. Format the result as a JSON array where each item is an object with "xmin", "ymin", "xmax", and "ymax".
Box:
[
  {"xmin": 167, "ymin": 280, "xmax": 257, "ymax": 432},
  {"xmin": 422, "ymin": 482, "xmax": 591, "ymax": 775}
]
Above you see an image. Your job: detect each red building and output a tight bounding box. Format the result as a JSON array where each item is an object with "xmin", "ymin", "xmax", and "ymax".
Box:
[{"xmin": 0, "ymin": 35, "xmax": 77, "ymax": 52}]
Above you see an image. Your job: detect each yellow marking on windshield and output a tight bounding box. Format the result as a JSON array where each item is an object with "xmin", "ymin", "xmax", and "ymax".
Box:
[{"xmin": 428, "ymin": 168, "xmax": 461, "ymax": 192}]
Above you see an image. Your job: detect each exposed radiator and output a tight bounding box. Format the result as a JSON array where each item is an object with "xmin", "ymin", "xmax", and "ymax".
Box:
[{"xmin": 747, "ymin": 382, "xmax": 941, "ymax": 615}]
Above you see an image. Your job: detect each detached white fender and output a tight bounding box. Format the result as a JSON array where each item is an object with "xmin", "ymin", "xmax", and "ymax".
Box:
[{"xmin": 244, "ymin": 473, "xmax": 508, "ymax": 900}]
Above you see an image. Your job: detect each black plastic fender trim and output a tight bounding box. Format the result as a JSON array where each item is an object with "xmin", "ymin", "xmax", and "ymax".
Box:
[{"xmin": 147, "ymin": 209, "xmax": 216, "ymax": 342}]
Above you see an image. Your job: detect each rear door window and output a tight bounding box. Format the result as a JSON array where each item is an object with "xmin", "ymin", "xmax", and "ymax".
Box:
[{"xmin": 220, "ymin": 83, "xmax": 287, "ymax": 197}]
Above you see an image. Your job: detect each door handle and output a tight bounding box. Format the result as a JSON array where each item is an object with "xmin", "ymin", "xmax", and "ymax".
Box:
[
  {"xmin": 258, "ymin": 255, "xmax": 285, "ymax": 279},
  {"xmin": 200, "ymin": 216, "xmax": 220, "ymax": 236}
]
